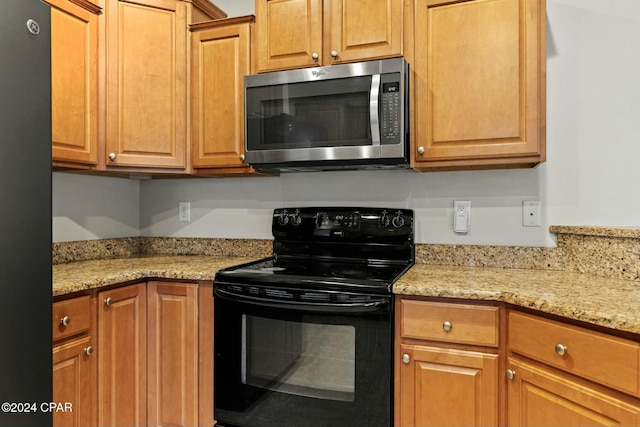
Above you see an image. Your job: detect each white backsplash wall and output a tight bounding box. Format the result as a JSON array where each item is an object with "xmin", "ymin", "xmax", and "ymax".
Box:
[
  {"xmin": 53, "ymin": 173, "xmax": 140, "ymax": 242},
  {"xmin": 53, "ymin": 0, "xmax": 640, "ymax": 246}
]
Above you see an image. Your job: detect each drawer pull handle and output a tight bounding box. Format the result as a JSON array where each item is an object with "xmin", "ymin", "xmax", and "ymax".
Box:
[
  {"xmin": 506, "ymin": 369, "xmax": 516, "ymax": 380},
  {"xmin": 442, "ymin": 321, "xmax": 452, "ymax": 332},
  {"xmin": 402, "ymin": 354, "xmax": 411, "ymax": 364},
  {"xmin": 104, "ymin": 297, "xmax": 113, "ymax": 306},
  {"xmin": 84, "ymin": 346, "xmax": 94, "ymax": 356},
  {"xmin": 555, "ymin": 343, "xmax": 568, "ymax": 356},
  {"xmin": 60, "ymin": 316, "xmax": 71, "ymax": 326}
]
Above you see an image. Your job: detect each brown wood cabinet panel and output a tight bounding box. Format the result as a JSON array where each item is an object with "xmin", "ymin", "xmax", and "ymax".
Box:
[
  {"xmin": 53, "ymin": 295, "xmax": 91, "ymax": 341},
  {"xmin": 49, "ymin": 0, "xmax": 99, "ymax": 167},
  {"xmin": 256, "ymin": 0, "xmax": 404, "ymax": 72},
  {"xmin": 198, "ymin": 283, "xmax": 214, "ymax": 427},
  {"xmin": 507, "ymin": 357, "xmax": 640, "ymax": 427},
  {"xmin": 191, "ymin": 18, "xmax": 252, "ymax": 171},
  {"xmin": 400, "ymin": 299, "xmax": 499, "ymax": 347},
  {"xmin": 256, "ymin": 0, "xmax": 323, "ymax": 71},
  {"xmin": 98, "ymin": 283, "xmax": 147, "ymax": 427},
  {"xmin": 147, "ymin": 281, "xmax": 199, "ymax": 427},
  {"xmin": 104, "ymin": 0, "xmax": 187, "ymax": 169},
  {"xmin": 53, "ymin": 335, "xmax": 96, "ymax": 427},
  {"xmin": 398, "ymin": 344, "xmax": 499, "ymax": 426},
  {"xmin": 326, "ymin": 0, "xmax": 402, "ymax": 64},
  {"xmin": 412, "ymin": 0, "xmax": 545, "ymax": 169},
  {"xmin": 509, "ymin": 311, "xmax": 640, "ymax": 397}
]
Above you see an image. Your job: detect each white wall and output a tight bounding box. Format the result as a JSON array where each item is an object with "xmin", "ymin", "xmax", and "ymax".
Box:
[
  {"xmin": 212, "ymin": 0, "xmax": 254, "ymax": 17},
  {"xmin": 53, "ymin": 0, "xmax": 640, "ymax": 246},
  {"xmin": 53, "ymin": 173, "xmax": 139, "ymax": 242}
]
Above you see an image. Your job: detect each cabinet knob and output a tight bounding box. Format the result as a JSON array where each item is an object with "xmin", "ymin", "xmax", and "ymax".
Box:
[
  {"xmin": 506, "ymin": 369, "xmax": 516, "ymax": 380},
  {"xmin": 417, "ymin": 146, "xmax": 425, "ymax": 155},
  {"xmin": 555, "ymin": 343, "xmax": 568, "ymax": 356},
  {"xmin": 108, "ymin": 152, "xmax": 116, "ymax": 161},
  {"xmin": 239, "ymin": 154, "xmax": 245, "ymax": 162},
  {"xmin": 442, "ymin": 321, "xmax": 452, "ymax": 332},
  {"xmin": 402, "ymin": 354, "xmax": 411, "ymax": 364},
  {"xmin": 60, "ymin": 316, "xmax": 71, "ymax": 326},
  {"xmin": 311, "ymin": 52, "xmax": 319, "ymax": 60},
  {"xmin": 84, "ymin": 346, "xmax": 94, "ymax": 356},
  {"xmin": 330, "ymin": 50, "xmax": 338, "ymax": 58},
  {"xmin": 104, "ymin": 297, "xmax": 113, "ymax": 306}
]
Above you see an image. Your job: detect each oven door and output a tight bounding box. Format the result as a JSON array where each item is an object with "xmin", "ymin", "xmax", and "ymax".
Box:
[{"xmin": 213, "ymin": 287, "xmax": 393, "ymax": 427}]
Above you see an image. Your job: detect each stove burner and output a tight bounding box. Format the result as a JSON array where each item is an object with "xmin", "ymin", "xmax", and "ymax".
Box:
[{"xmin": 325, "ymin": 268, "xmax": 377, "ymax": 280}]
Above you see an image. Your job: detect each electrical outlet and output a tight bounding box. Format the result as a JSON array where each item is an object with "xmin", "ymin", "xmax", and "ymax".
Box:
[
  {"xmin": 453, "ymin": 200, "xmax": 471, "ymax": 233},
  {"xmin": 522, "ymin": 200, "xmax": 541, "ymax": 227},
  {"xmin": 179, "ymin": 201, "xmax": 190, "ymax": 222}
]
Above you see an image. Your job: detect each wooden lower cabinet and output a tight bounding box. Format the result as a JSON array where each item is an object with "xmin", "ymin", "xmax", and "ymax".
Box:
[
  {"xmin": 507, "ymin": 357, "xmax": 640, "ymax": 426},
  {"xmin": 395, "ymin": 297, "xmax": 502, "ymax": 427},
  {"xmin": 397, "ymin": 344, "xmax": 499, "ymax": 426},
  {"xmin": 98, "ymin": 283, "xmax": 147, "ymax": 427},
  {"xmin": 53, "ymin": 335, "xmax": 97, "ymax": 427},
  {"xmin": 147, "ymin": 281, "xmax": 199, "ymax": 427}
]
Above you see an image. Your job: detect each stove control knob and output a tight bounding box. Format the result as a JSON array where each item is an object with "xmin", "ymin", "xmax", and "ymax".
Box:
[
  {"xmin": 278, "ymin": 210, "xmax": 289, "ymax": 226},
  {"xmin": 379, "ymin": 210, "xmax": 390, "ymax": 227},
  {"xmin": 290, "ymin": 209, "xmax": 302, "ymax": 226},
  {"xmin": 392, "ymin": 211, "xmax": 405, "ymax": 228}
]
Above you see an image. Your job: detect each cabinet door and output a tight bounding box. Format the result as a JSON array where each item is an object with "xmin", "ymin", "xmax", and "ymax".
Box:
[
  {"xmin": 507, "ymin": 358, "xmax": 640, "ymax": 426},
  {"xmin": 256, "ymin": 0, "xmax": 323, "ymax": 72},
  {"xmin": 412, "ymin": 0, "xmax": 545, "ymax": 169},
  {"xmin": 147, "ymin": 282, "xmax": 199, "ymax": 427},
  {"xmin": 326, "ymin": 0, "xmax": 402, "ymax": 64},
  {"xmin": 49, "ymin": 0, "xmax": 99, "ymax": 166},
  {"xmin": 191, "ymin": 21, "xmax": 251, "ymax": 171},
  {"xmin": 98, "ymin": 283, "xmax": 147, "ymax": 427},
  {"xmin": 105, "ymin": 0, "xmax": 187, "ymax": 169},
  {"xmin": 397, "ymin": 344, "xmax": 499, "ymax": 427},
  {"xmin": 53, "ymin": 335, "xmax": 96, "ymax": 427}
]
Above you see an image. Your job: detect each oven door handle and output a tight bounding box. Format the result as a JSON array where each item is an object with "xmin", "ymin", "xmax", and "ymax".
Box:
[{"xmin": 214, "ymin": 288, "xmax": 390, "ymax": 313}]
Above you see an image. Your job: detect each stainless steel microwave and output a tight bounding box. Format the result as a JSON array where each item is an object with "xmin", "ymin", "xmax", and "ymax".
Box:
[{"xmin": 244, "ymin": 58, "xmax": 409, "ymax": 173}]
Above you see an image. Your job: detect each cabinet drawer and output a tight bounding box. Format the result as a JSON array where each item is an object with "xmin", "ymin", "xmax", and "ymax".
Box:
[
  {"xmin": 509, "ymin": 311, "xmax": 640, "ymax": 396},
  {"xmin": 53, "ymin": 296, "xmax": 90, "ymax": 341},
  {"xmin": 400, "ymin": 299, "xmax": 499, "ymax": 347}
]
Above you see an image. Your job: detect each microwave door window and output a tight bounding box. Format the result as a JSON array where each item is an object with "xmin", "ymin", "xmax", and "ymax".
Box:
[{"xmin": 246, "ymin": 76, "xmax": 372, "ymax": 151}]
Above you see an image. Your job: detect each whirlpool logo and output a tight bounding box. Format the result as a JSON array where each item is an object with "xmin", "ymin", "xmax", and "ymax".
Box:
[{"xmin": 311, "ymin": 69, "xmax": 326, "ymax": 78}]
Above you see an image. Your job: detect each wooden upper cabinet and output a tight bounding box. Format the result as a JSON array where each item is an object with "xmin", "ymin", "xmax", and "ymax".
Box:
[
  {"xmin": 326, "ymin": 0, "xmax": 403, "ymax": 64},
  {"xmin": 255, "ymin": 0, "xmax": 404, "ymax": 72},
  {"xmin": 49, "ymin": 0, "xmax": 100, "ymax": 168},
  {"xmin": 104, "ymin": 0, "xmax": 188, "ymax": 170},
  {"xmin": 412, "ymin": 0, "xmax": 546, "ymax": 169},
  {"xmin": 190, "ymin": 17, "xmax": 254, "ymax": 173}
]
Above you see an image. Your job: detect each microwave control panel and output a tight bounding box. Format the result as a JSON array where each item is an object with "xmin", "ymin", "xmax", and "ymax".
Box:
[{"xmin": 380, "ymin": 73, "xmax": 402, "ymax": 144}]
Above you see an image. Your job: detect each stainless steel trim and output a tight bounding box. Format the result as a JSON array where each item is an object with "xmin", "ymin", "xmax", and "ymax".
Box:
[
  {"xmin": 244, "ymin": 144, "xmax": 389, "ymax": 164},
  {"xmin": 370, "ymin": 74, "xmax": 381, "ymax": 146},
  {"xmin": 244, "ymin": 57, "xmax": 405, "ymax": 87}
]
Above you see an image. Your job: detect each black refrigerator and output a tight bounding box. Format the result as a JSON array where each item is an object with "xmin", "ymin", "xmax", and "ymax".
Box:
[{"xmin": 0, "ymin": 0, "xmax": 52, "ymax": 426}]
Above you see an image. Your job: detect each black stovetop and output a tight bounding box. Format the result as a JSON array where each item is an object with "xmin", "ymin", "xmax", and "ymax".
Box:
[{"xmin": 214, "ymin": 207, "xmax": 415, "ymax": 295}]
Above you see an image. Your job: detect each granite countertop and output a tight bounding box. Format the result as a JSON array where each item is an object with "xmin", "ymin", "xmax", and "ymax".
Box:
[
  {"xmin": 53, "ymin": 255, "xmax": 257, "ymax": 297},
  {"xmin": 395, "ymin": 264, "xmax": 640, "ymax": 335}
]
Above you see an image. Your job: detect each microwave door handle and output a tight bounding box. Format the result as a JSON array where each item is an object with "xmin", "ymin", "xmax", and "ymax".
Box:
[{"xmin": 370, "ymin": 74, "xmax": 381, "ymax": 146}]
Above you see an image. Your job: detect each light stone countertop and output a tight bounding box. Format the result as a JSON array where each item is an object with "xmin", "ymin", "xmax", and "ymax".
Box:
[
  {"xmin": 54, "ymin": 254, "xmax": 640, "ymax": 337},
  {"xmin": 395, "ymin": 264, "xmax": 640, "ymax": 335},
  {"xmin": 52, "ymin": 255, "xmax": 256, "ymax": 297}
]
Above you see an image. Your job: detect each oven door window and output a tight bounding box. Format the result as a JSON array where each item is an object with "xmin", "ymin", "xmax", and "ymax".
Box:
[
  {"xmin": 242, "ymin": 315, "xmax": 355, "ymax": 402},
  {"xmin": 245, "ymin": 76, "xmax": 372, "ymax": 150}
]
